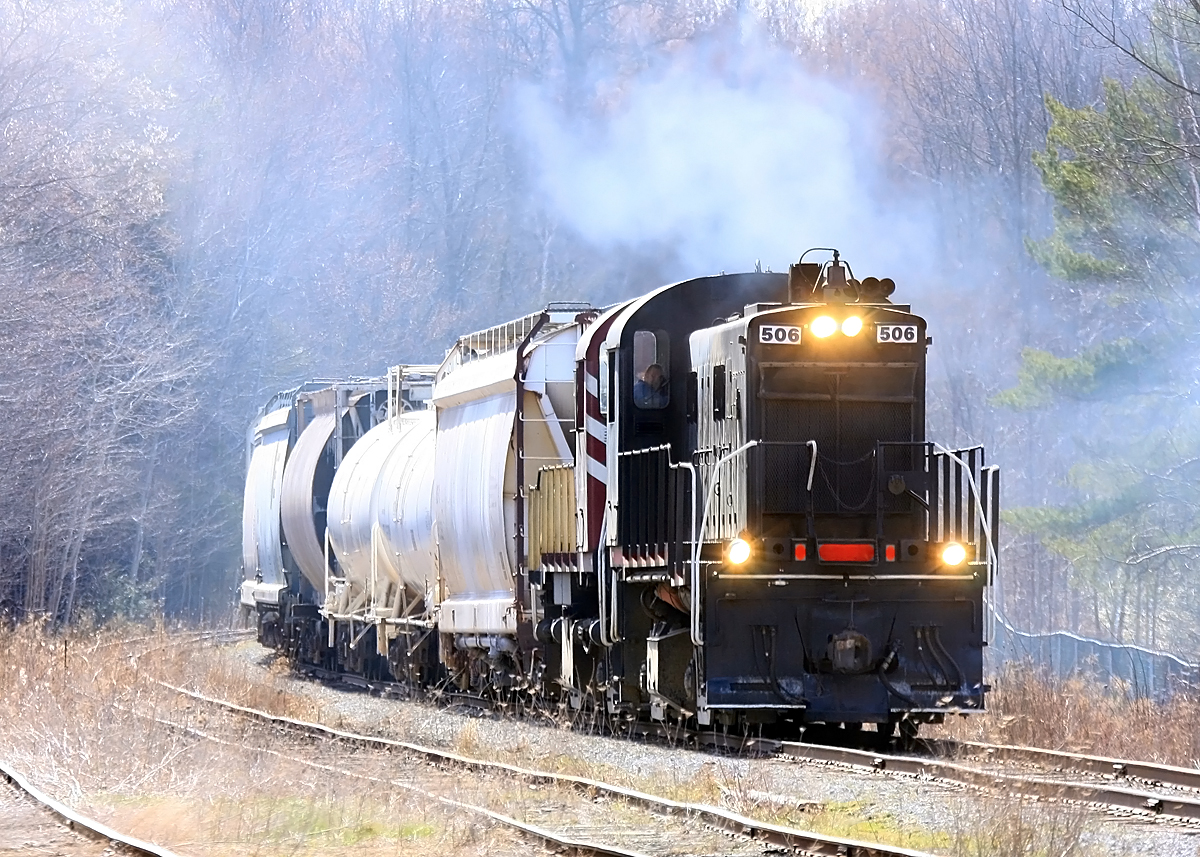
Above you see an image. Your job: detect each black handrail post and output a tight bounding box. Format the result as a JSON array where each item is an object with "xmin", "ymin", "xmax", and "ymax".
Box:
[{"xmin": 966, "ymin": 448, "xmax": 978, "ymax": 545}]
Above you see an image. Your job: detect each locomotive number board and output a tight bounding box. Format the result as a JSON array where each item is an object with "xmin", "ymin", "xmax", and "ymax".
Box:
[
  {"xmin": 877, "ymin": 324, "xmax": 918, "ymax": 343},
  {"xmin": 759, "ymin": 324, "xmax": 802, "ymax": 344}
]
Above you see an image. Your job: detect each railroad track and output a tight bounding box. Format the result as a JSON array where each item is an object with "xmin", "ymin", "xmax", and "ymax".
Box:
[
  {"xmin": 275, "ymin": 657, "xmax": 1200, "ymax": 827},
  {"xmin": 200, "ymin": 638, "xmax": 1200, "ymax": 839},
  {"xmin": 158, "ymin": 681, "xmax": 937, "ymax": 857},
  {"xmin": 689, "ymin": 731, "xmax": 1200, "ymax": 824},
  {"xmin": 0, "ymin": 759, "xmax": 183, "ymax": 857},
  {"xmin": 88, "ymin": 626, "xmax": 253, "ymax": 652},
  {"xmin": 140, "ymin": 713, "xmax": 658, "ymax": 857},
  {"xmin": 927, "ymin": 737, "xmax": 1200, "ymax": 815},
  {"xmin": 164, "ymin": 717, "xmax": 711, "ymax": 857},
  {"xmin": 928, "ymin": 737, "xmax": 1200, "ymax": 793}
]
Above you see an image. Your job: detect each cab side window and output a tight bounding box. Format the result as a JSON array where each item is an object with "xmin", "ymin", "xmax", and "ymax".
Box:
[
  {"xmin": 712, "ymin": 365, "xmax": 726, "ymax": 420},
  {"xmin": 632, "ymin": 330, "xmax": 669, "ymax": 409}
]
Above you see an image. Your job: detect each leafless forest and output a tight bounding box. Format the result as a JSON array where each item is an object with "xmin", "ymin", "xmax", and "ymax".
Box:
[{"xmin": 1, "ymin": 0, "xmax": 1198, "ymax": 656}]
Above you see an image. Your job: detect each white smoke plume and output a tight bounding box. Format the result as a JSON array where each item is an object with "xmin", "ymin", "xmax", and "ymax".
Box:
[{"xmin": 515, "ymin": 21, "xmax": 933, "ymax": 282}]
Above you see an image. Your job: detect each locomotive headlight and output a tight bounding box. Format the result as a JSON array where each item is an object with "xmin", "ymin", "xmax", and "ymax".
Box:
[
  {"xmin": 942, "ymin": 542, "xmax": 967, "ymax": 566},
  {"xmin": 811, "ymin": 316, "xmax": 837, "ymax": 338},
  {"xmin": 727, "ymin": 538, "xmax": 752, "ymax": 565},
  {"xmin": 841, "ymin": 316, "xmax": 863, "ymax": 336}
]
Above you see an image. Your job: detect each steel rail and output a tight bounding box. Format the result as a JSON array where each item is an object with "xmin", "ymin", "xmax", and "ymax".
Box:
[
  {"xmin": 927, "ymin": 738, "xmax": 1200, "ymax": 794},
  {"xmin": 633, "ymin": 720, "xmax": 1200, "ymax": 823},
  {"xmin": 0, "ymin": 629, "xmax": 251, "ymax": 857},
  {"xmin": 148, "ymin": 714, "xmax": 650, "ymax": 857},
  {"xmin": 159, "ymin": 682, "xmax": 938, "ymax": 857},
  {"xmin": 0, "ymin": 759, "xmax": 184, "ymax": 857},
  {"xmin": 87, "ymin": 627, "xmax": 252, "ymax": 653},
  {"xmin": 797, "ymin": 744, "xmax": 1200, "ymax": 821},
  {"xmin": 696, "ymin": 734, "xmax": 1200, "ymax": 823}
]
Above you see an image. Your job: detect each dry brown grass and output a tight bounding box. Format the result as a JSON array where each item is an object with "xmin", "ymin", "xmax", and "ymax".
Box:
[
  {"xmin": 0, "ymin": 621, "xmax": 531, "ymax": 856},
  {"xmin": 946, "ymin": 793, "xmax": 1103, "ymax": 857},
  {"xmin": 189, "ymin": 645, "xmax": 326, "ymax": 722},
  {"xmin": 932, "ymin": 662, "xmax": 1200, "ymax": 768}
]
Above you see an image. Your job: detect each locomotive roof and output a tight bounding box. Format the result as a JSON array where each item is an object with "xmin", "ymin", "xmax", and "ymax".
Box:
[{"xmin": 601, "ymin": 272, "xmax": 789, "ymax": 352}]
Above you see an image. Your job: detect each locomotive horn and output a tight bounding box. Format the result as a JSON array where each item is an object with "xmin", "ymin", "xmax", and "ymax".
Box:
[{"xmin": 822, "ymin": 250, "xmax": 853, "ymax": 303}]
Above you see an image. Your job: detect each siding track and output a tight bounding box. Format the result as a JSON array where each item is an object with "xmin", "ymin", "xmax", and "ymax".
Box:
[
  {"xmin": 0, "ymin": 759, "xmax": 184, "ymax": 857},
  {"xmin": 691, "ymin": 731, "xmax": 1200, "ymax": 824},
  {"xmin": 159, "ymin": 681, "xmax": 938, "ymax": 857}
]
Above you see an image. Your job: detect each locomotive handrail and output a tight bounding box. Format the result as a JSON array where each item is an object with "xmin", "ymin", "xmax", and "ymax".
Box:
[
  {"xmin": 751, "ymin": 439, "xmax": 819, "ymax": 490},
  {"xmin": 668, "ymin": 458, "xmax": 697, "ymax": 575},
  {"xmin": 931, "ymin": 444, "xmax": 998, "ymax": 572},
  {"xmin": 615, "ymin": 443, "xmax": 673, "ymax": 457},
  {"xmin": 929, "ymin": 445, "xmax": 1000, "ymax": 641},
  {"xmin": 871, "ymin": 442, "xmax": 996, "ymax": 580},
  {"xmin": 926, "ymin": 441, "xmax": 993, "ymax": 561},
  {"xmin": 691, "ymin": 439, "xmax": 759, "ymax": 647}
]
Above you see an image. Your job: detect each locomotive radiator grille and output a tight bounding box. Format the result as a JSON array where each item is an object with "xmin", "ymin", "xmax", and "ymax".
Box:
[{"xmin": 759, "ymin": 399, "xmax": 914, "ymax": 515}]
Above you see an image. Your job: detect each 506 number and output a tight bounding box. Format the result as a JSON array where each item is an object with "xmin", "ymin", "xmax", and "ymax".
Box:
[
  {"xmin": 760, "ymin": 324, "xmax": 802, "ymax": 344},
  {"xmin": 877, "ymin": 324, "xmax": 918, "ymax": 343}
]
